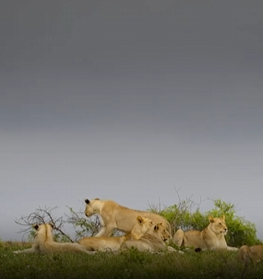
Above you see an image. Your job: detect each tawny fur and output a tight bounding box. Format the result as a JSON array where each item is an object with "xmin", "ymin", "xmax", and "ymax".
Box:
[
  {"xmin": 238, "ymin": 245, "xmax": 263, "ymax": 279},
  {"xmin": 121, "ymin": 223, "xmax": 177, "ymax": 253},
  {"xmin": 173, "ymin": 216, "xmax": 238, "ymax": 251},
  {"xmin": 238, "ymin": 244, "xmax": 263, "ymax": 265},
  {"xmin": 78, "ymin": 216, "xmax": 154, "ymax": 251},
  {"xmin": 84, "ymin": 198, "xmax": 171, "ymax": 237},
  {"xmin": 13, "ymin": 223, "xmax": 88, "ymax": 254}
]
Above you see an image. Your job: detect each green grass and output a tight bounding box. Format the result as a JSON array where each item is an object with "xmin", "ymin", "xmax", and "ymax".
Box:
[{"xmin": 1, "ymin": 242, "xmax": 263, "ymax": 279}]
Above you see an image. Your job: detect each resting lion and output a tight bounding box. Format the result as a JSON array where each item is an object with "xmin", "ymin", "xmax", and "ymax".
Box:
[
  {"xmin": 84, "ymin": 198, "xmax": 171, "ymax": 237},
  {"xmin": 238, "ymin": 245, "xmax": 263, "ymax": 278},
  {"xmin": 173, "ymin": 215, "xmax": 238, "ymax": 251},
  {"xmin": 238, "ymin": 244, "xmax": 263, "ymax": 265},
  {"xmin": 13, "ymin": 223, "xmax": 88, "ymax": 254},
  {"xmin": 121, "ymin": 222, "xmax": 178, "ymax": 253},
  {"xmin": 78, "ymin": 215, "xmax": 154, "ymax": 251}
]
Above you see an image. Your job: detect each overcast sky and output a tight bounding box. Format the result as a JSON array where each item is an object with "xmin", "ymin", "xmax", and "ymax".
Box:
[{"xmin": 1, "ymin": 1, "xmax": 263, "ymax": 242}]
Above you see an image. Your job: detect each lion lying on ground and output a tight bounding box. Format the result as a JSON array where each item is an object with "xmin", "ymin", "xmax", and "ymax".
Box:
[
  {"xmin": 238, "ymin": 245, "xmax": 263, "ymax": 278},
  {"xmin": 13, "ymin": 223, "xmax": 88, "ymax": 254},
  {"xmin": 78, "ymin": 215, "xmax": 154, "ymax": 251},
  {"xmin": 121, "ymin": 222, "xmax": 178, "ymax": 253},
  {"xmin": 173, "ymin": 215, "xmax": 238, "ymax": 251},
  {"xmin": 84, "ymin": 198, "xmax": 171, "ymax": 237},
  {"xmin": 238, "ymin": 244, "xmax": 263, "ymax": 265}
]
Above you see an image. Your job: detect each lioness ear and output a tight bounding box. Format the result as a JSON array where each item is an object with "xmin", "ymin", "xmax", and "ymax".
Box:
[
  {"xmin": 209, "ymin": 216, "xmax": 214, "ymax": 223},
  {"xmin": 95, "ymin": 198, "xmax": 100, "ymax": 200},
  {"xmin": 85, "ymin": 199, "xmax": 90, "ymax": 204},
  {"xmin": 222, "ymin": 215, "xmax": 225, "ymax": 221},
  {"xmin": 33, "ymin": 224, "xmax": 39, "ymax": 230},
  {"xmin": 137, "ymin": 216, "xmax": 143, "ymax": 223}
]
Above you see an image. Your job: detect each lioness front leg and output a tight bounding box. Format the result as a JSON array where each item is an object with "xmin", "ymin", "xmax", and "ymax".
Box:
[
  {"xmin": 226, "ymin": 246, "xmax": 239, "ymax": 252},
  {"xmin": 95, "ymin": 225, "xmax": 115, "ymax": 237},
  {"xmin": 95, "ymin": 227, "xmax": 106, "ymax": 237}
]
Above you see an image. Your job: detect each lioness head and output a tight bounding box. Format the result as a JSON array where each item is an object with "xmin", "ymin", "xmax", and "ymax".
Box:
[
  {"xmin": 137, "ymin": 215, "xmax": 154, "ymax": 229},
  {"xmin": 153, "ymin": 223, "xmax": 171, "ymax": 242},
  {"xmin": 32, "ymin": 223, "xmax": 55, "ymax": 239},
  {"xmin": 84, "ymin": 198, "xmax": 100, "ymax": 217},
  {"xmin": 209, "ymin": 216, "xmax": 228, "ymax": 235},
  {"xmin": 130, "ymin": 216, "xmax": 154, "ymax": 240}
]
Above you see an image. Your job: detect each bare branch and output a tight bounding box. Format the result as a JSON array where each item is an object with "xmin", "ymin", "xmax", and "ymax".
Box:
[
  {"xmin": 65, "ymin": 206, "xmax": 101, "ymax": 239},
  {"xmin": 14, "ymin": 206, "xmax": 74, "ymax": 242}
]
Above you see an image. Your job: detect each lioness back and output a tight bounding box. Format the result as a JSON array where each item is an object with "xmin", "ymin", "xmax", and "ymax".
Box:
[
  {"xmin": 249, "ymin": 245, "xmax": 263, "ymax": 261},
  {"xmin": 79, "ymin": 235, "xmax": 128, "ymax": 251},
  {"xmin": 183, "ymin": 230, "xmax": 207, "ymax": 249},
  {"xmin": 85, "ymin": 198, "xmax": 171, "ymax": 237}
]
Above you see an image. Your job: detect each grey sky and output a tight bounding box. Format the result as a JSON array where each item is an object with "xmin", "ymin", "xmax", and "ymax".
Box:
[{"xmin": 1, "ymin": 1, "xmax": 263, "ymax": 241}]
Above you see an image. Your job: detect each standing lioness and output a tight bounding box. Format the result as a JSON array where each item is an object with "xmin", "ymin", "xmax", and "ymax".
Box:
[{"xmin": 84, "ymin": 198, "xmax": 171, "ymax": 237}]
